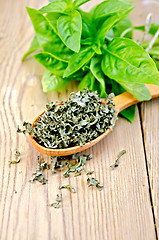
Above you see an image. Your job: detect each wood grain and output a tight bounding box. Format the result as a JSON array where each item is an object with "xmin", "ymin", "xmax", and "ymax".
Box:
[
  {"xmin": 0, "ymin": 0, "xmax": 158, "ymax": 240},
  {"xmin": 140, "ymin": 99, "xmax": 159, "ymax": 234}
]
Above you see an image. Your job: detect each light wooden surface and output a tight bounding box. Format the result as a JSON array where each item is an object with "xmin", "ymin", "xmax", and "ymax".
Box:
[{"xmin": 0, "ymin": 0, "xmax": 158, "ymax": 240}]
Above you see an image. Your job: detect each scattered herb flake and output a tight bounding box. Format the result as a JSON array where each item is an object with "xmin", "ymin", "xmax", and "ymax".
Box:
[
  {"xmin": 56, "ymin": 193, "xmax": 62, "ymax": 202},
  {"xmin": 59, "ymin": 185, "xmax": 76, "ymax": 193},
  {"xmin": 87, "ymin": 177, "xmax": 103, "ymax": 191},
  {"xmin": 30, "ymin": 156, "xmax": 48, "ymax": 184},
  {"xmin": 51, "ymin": 202, "xmax": 60, "ymax": 208},
  {"xmin": 51, "ymin": 193, "xmax": 62, "ymax": 208},
  {"xmin": 51, "ymin": 156, "xmax": 57, "ymax": 174},
  {"xmin": 63, "ymin": 154, "xmax": 91, "ymax": 177},
  {"xmin": 74, "ymin": 172, "xmax": 82, "ymax": 177},
  {"xmin": 9, "ymin": 150, "xmax": 21, "ymax": 164},
  {"xmin": 84, "ymin": 169, "xmax": 94, "ymax": 175},
  {"xmin": 110, "ymin": 150, "xmax": 126, "ymax": 170}
]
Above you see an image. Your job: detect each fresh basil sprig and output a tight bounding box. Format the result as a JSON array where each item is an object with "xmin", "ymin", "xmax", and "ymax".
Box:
[{"xmin": 23, "ymin": 0, "xmax": 159, "ymax": 122}]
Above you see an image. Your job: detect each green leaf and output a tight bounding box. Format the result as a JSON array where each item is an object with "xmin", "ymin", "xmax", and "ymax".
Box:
[
  {"xmin": 102, "ymin": 37, "xmax": 159, "ymax": 100},
  {"xmin": 57, "ymin": 10, "xmax": 82, "ymax": 52},
  {"xmin": 96, "ymin": 8, "xmax": 134, "ymax": 41},
  {"xmin": 39, "ymin": 1, "xmax": 67, "ymax": 14},
  {"xmin": 22, "ymin": 35, "xmax": 40, "ymax": 62},
  {"xmin": 90, "ymin": 56, "xmax": 107, "ymax": 97},
  {"xmin": 34, "ymin": 52, "xmax": 67, "ymax": 76},
  {"xmin": 45, "ymin": 13, "xmax": 61, "ymax": 35},
  {"xmin": 134, "ymin": 22, "xmax": 159, "ymax": 36},
  {"xmin": 79, "ymin": 71, "xmax": 93, "ymax": 90},
  {"xmin": 79, "ymin": 71, "xmax": 106, "ymax": 98},
  {"xmin": 41, "ymin": 70, "xmax": 71, "ymax": 92},
  {"xmin": 93, "ymin": 0, "xmax": 133, "ymax": 19},
  {"xmin": 106, "ymin": 29, "xmax": 114, "ymax": 41},
  {"xmin": 152, "ymin": 57, "xmax": 159, "ymax": 70},
  {"xmin": 112, "ymin": 80, "xmax": 136, "ymax": 122},
  {"xmin": 73, "ymin": 0, "xmax": 91, "ymax": 8},
  {"xmin": 113, "ymin": 16, "xmax": 133, "ymax": 38},
  {"xmin": 120, "ymin": 105, "xmax": 136, "ymax": 123},
  {"xmin": 148, "ymin": 46, "xmax": 159, "ymax": 56},
  {"xmin": 79, "ymin": 10, "xmax": 94, "ymax": 38},
  {"xmin": 26, "ymin": 7, "xmax": 73, "ymax": 62},
  {"xmin": 92, "ymin": 41, "xmax": 102, "ymax": 55},
  {"xmin": 63, "ymin": 47, "xmax": 95, "ymax": 77}
]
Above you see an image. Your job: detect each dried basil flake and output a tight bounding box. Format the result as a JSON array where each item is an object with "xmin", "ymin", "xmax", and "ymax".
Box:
[
  {"xmin": 110, "ymin": 150, "xmax": 126, "ymax": 170},
  {"xmin": 87, "ymin": 177, "xmax": 103, "ymax": 191},
  {"xmin": 51, "ymin": 194, "xmax": 62, "ymax": 208},
  {"xmin": 30, "ymin": 156, "xmax": 48, "ymax": 184},
  {"xmin": 84, "ymin": 169, "xmax": 94, "ymax": 175},
  {"xmin": 9, "ymin": 151, "xmax": 21, "ymax": 164},
  {"xmin": 51, "ymin": 202, "xmax": 60, "ymax": 208},
  {"xmin": 59, "ymin": 185, "xmax": 76, "ymax": 193}
]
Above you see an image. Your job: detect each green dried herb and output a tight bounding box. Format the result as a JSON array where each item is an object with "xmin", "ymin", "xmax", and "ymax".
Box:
[
  {"xmin": 63, "ymin": 154, "xmax": 92, "ymax": 177},
  {"xmin": 51, "ymin": 193, "xmax": 63, "ymax": 208},
  {"xmin": 30, "ymin": 156, "xmax": 48, "ymax": 184},
  {"xmin": 110, "ymin": 150, "xmax": 126, "ymax": 170},
  {"xmin": 50, "ymin": 156, "xmax": 57, "ymax": 174},
  {"xmin": 56, "ymin": 193, "xmax": 62, "ymax": 202},
  {"xmin": 9, "ymin": 151, "xmax": 21, "ymax": 164},
  {"xmin": 59, "ymin": 185, "xmax": 76, "ymax": 193},
  {"xmin": 74, "ymin": 172, "xmax": 82, "ymax": 177},
  {"xmin": 84, "ymin": 169, "xmax": 94, "ymax": 175},
  {"xmin": 51, "ymin": 202, "xmax": 60, "ymax": 208},
  {"xmin": 87, "ymin": 177, "xmax": 103, "ymax": 191},
  {"xmin": 18, "ymin": 89, "xmax": 117, "ymax": 149}
]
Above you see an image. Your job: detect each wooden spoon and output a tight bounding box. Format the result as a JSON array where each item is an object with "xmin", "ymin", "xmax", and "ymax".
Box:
[{"xmin": 29, "ymin": 84, "xmax": 159, "ymax": 156}]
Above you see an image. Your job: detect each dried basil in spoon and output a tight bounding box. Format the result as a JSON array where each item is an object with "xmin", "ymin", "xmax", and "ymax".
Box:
[{"xmin": 18, "ymin": 88, "xmax": 117, "ymax": 149}]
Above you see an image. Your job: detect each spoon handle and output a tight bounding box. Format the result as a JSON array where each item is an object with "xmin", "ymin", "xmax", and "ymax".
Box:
[{"xmin": 113, "ymin": 84, "xmax": 159, "ymax": 112}]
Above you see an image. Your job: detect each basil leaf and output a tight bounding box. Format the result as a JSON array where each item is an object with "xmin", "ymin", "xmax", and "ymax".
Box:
[
  {"xmin": 120, "ymin": 105, "xmax": 136, "ymax": 123},
  {"xmin": 102, "ymin": 37, "xmax": 159, "ymax": 100},
  {"xmin": 113, "ymin": 16, "xmax": 133, "ymax": 38},
  {"xmin": 73, "ymin": 0, "xmax": 91, "ymax": 8},
  {"xmin": 79, "ymin": 10, "xmax": 94, "ymax": 39},
  {"xmin": 134, "ymin": 22, "xmax": 159, "ymax": 36},
  {"xmin": 96, "ymin": 8, "xmax": 133, "ymax": 41},
  {"xmin": 63, "ymin": 47, "xmax": 95, "ymax": 77},
  {"xmin": 79, "ymin": 71, "xmax": 106, "ymax": 98},
  {"xmin": 68, "ymin": 69, "xmax": 86, "ymax": 80},
  {"xmin": 92, "ymin": 41, "xmax": 102, "ymax": 55},
  {"xmin": 93, "ymin": 0, "xmax": 133, "ymax": 19},
  {"xmin": 152, "ymin": 57, "xmax": 159, "ymax": 70},
  {"xmin": 34, "ymin": 52, "xmax": 67, "ymax": 76},
  {"xmin": 106, "ymin": 29, "xmax": 114, "ymax": 41},
  {"xmin": 148, "ymin": 46, "xmax": 159, "ymax": 56},
  {"xmin": 90, "ymin": 56, "xmax": 107, "ymax": 97},
  {"xmin": 26, "ymin": 7, "xmax": 73, "ymax": 62},
  {"xmin": 39, "ymin": 1, "xmax": 67, "ymax": 14},
  {"xmin": 45, "ymin": 13, "xmax": 60, "ymax": 35},
  {"xmin": 57, "ymin": 10, "xmax": 82, "ymax": 52},
  {"xmin": 79, "ymin": 71, "xmax": 93, "ymax": 90},
  {"xmin": 112, "ymin": 81, "xmax": 136, "ymax": 122},
  {"xmin": 22, "ymin": 35, "xmax": 40, "ymax": 62},
  {"xmin": 41, "ymin": 70, "xmax": 70, "ymax": 92}
]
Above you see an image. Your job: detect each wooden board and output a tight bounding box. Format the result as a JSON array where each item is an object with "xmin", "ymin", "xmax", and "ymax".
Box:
[
  {"xmin": 141, "ymin": 99, "xmax": 159, "ymax": 234},
  {"xmin": 0, "ymin": 0, "xmax": 158, "ymax": 239}
]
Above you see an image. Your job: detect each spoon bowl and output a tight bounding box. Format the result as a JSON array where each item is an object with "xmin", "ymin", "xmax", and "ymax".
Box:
[{"xmin": 29, "ymin": 84, "xmax": 159, "ymax": 156}]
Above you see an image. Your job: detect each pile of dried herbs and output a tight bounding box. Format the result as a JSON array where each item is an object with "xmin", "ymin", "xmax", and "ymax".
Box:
[{"xmin": 18, "ymin": 88, "xmax": 117, "ymax": 149}]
